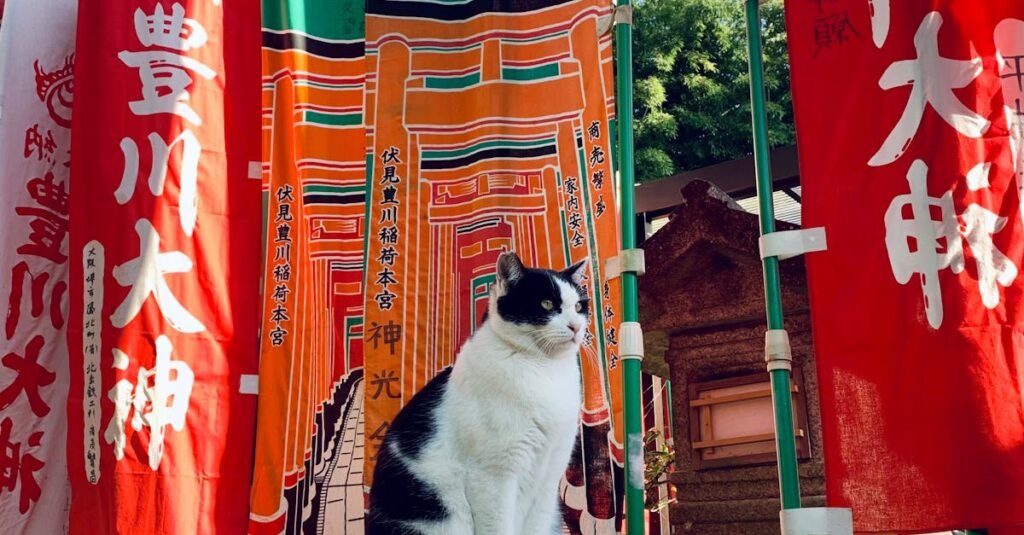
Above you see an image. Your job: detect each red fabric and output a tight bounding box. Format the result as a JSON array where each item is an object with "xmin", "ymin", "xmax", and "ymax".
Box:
[
  {"xmin": 786, "ymin": 1, "xmax": 1024, "ymax": 532},
  {"xmin": 66, "ymin": 2, "xmax": 262, "ymax": 533}
]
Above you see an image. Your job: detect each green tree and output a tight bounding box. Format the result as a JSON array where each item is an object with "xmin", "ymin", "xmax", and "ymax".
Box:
[{"xmin": 632, "ymin": 0, "xmax": 795, "ymax": 183}]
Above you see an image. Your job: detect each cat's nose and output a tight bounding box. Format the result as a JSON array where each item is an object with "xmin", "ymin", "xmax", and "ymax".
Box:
[{"xmin": 568, "ymin": 323, "xmax": 580, "ymax": 334}]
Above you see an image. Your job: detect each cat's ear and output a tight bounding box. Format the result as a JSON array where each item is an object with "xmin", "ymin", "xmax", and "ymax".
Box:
[
  {"xmin": 563, "ymin": 257, "xmax": 588, "ymax": 285},
  {"xmin": 496, "ymin": 251, "xmax": 525, "ymax": 286}
]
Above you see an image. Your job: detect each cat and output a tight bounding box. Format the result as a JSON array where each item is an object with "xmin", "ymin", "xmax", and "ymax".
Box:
[{"xmin": 366, "ymin": 252, "xmax": 590, "ymax": 535}]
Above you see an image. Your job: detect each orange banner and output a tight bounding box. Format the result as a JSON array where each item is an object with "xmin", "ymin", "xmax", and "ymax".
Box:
[{"xmin": 363, "ymin": 1, "xmax": 625, "ymax": 531}]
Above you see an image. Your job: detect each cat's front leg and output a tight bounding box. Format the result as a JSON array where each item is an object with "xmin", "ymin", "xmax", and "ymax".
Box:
[
  {"xmin": 521, "ymin": 491, "xmax": 562, "ymax": 535},
  {"xmin": 465, "ymin": 472, "xmax": 517, "ymax": 535}
]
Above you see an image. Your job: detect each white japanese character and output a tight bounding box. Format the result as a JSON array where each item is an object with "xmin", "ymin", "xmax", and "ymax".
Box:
[
  {"xmin": 117, "ymin": 131, "xmax": 200, "ymax": 236},
  {"xmin": 110, "ymin": 219, "xmax": 206, "ymax": 333},
  {"xmin": 102, "ymin": 336, "xmax": 194, "ymax": 470},
  {"xmin": 134, "ymin": 3, "xmax": 207, "ymax": 51},
  {"xmin": 884, "ymin": 159, "xmax": 1017, "ymax": 329},
  {"xmin": 869, "ymin": 0, "xmax": 890, "ymax": 48},
  {"xmin": 995, "ymin": 19, "xmax": 1024, "ymax": 219},
  {"xmin": 870, "ymin": 12, "xmax": 990, "ymax": 167},
  {"xmin": 117, "ymin": 50, "xmax": 215, "ymax": 125}
]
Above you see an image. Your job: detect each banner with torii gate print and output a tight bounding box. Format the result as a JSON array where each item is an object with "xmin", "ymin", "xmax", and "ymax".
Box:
[
  {"xmin": 248, "ymin": 1, "xmax": 370, "ymax": 534},
  {"xmin": 362, "ymin": 1, "xmax": 626, "ymax": 532}
]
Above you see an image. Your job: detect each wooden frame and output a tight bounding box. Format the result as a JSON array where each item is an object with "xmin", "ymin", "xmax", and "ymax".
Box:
[{"xmin": 688, "ymin": 368, "xmax": 811, "ymax": 470}]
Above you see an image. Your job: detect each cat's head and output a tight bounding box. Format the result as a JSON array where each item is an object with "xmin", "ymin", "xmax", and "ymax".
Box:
[{"xmin": 487, "ymin": 252, "xmax": 590, "ymax": 357}]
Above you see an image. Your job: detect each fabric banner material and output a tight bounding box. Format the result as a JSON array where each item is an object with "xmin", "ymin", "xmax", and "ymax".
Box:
[
  {"xmin": 248, "ymin": 1, "xmax": 369, "ymax": 534},
  {"xmin": 0, "ymin": 0, "xmax": 77, "ymax": 532},
  {"xmin": 785, "ymin": 1, "xmax": 1024, "ymax": 532},
  {"xmin": 362, "ymin": 1, "xmax": 625, "ymax": 532},
  {"xmin": 66, "ymin": 2, "xmax": 263, "ymax": 533}
]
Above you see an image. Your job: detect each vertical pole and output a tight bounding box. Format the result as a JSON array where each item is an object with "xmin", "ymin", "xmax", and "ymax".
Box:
[
  {"xmin": 744, "ymin": 0, "xmax": 802, "ymax": 511},
  {"xmin": 613, "ymin": 1, "xmax": 645, "ymax": 533}
]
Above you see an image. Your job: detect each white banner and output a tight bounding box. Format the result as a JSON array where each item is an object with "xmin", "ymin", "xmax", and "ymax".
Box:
[{"xmin": 0, "ymin": 1, "xmax": 77, "ymax": 533}]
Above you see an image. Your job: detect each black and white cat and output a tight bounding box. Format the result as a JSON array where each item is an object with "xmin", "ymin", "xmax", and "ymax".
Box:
[{"xmin": 367, "ymin": 252, "xmax": 590, "ymax": 535}]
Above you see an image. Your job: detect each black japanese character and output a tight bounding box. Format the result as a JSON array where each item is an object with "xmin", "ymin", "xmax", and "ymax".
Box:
[
  {"xmin": 381, "ymin": 185, "xmax": 399, "ymax": 205},
  {"xmin": 378, "ymin": 246, "xmax": 398, "ymax": 266},
  {"xmin": 606, "ymin": 327, "xmax": 618, "ymax": 346},
  {"xmin": 270, "ymin": 304, "xmax": 289, "ymax": 323},
  {"xmin": 378, "ymin": 226, "xmax": 399, "ymax": 245},
  {"xmin": 273, "ymin": 264, "xmax": 291, "ymax": 282},
  {"xmin": 381, "ymin": 166, "xmax": 400, "ymax": 185},
  {"xmin": 272, "ymin": 284, "xmax": 289, "ymax": 304},
  {"xmin": 369, "ymin": 370, "xmax": 402, "ymax": 399},
  {"xmin": 568, "ymin": 212, "xmax": 583, "ymax": 232},
  {"xmin": 375, "ymin": 289, "xmax": 397, "ymax": 310},
  {"xmin": 381, "ymin": 146, "xmax": 401, "ymax": 165},
  {"xmin": 565, "ymin": 177, "xmax": 578, "ymax": 196},
  {"xmin": 275, "ymin": 244, "xmax": 291, "ymax": 262},
  {"xmin": 269, "ymin": 326, "xmax": 287, "ymax": 346},
  {"xmin": 380, "ymin": 206, "xmax": 398, "ymax": 224},
  {"xmin": 275, "ymin": 223, "xmax": 292, "ymax": 243},
  {"xmin": 376, "ymin": 268, "xmax": 398, "ymax": 288},
  {"xmin": 814, "ymin": 11, "xmax": 861, "ymax": 56},
  {"xmin": 275, "ymin": 184, "xmax": 295, "ymax": 203},
  {"xmin": 571, "ymin": 231, "xmax": 585, "ymax": 248},
  {"xmin": 275, "ymin": 203, "xmax": 293, "ymax": 222}
]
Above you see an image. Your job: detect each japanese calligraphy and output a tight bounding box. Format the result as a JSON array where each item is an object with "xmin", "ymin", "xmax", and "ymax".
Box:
[
  {"xmin": 116, "ymin": 131, "xmax": 201, "ymax": 236},
  {"xmin": 0, "ymin": 337, "xmax": 56, "ymax": 417},
  {"xmin": 367, "ymin": 320, "xmax": 402, "ymax": 356},
  {"xmin": 869, "ymin": 12, "xmax": 990, "ymax": 167},
  {"xmin": 884, "ymin": 160, "xmax": 1018, "ymax": 328},
  {"xmin": 6, "ymin": 261, "xmax": 66, "ymax": 340},
  {"xmin": 104, "ymin": 335, "xmax": 195, "ymax": 470},
  {"xmin": 83, "ymin": 241, "xmax": 104, "ymax": 484},
  {"xmin": 23, "ymin": 125, "xmax": 56, "ymax": 162},
  {"xmin": 16, "ymin": 172, "xmax": 70, "ymax": 264},
  {"xmin": 133, "ymin": 3, "xmax": 208, "ymax": 51},
  {"xmin": 267, "ymin": 184, "xmax": 294, "ymax": 347},
  {"xmin": 375, "ymin": 147, "xmax": 402, "ymax": 310},
  {"xmin": 369, "ymin": 370, "xmax": 401, "ymax": 399},
  {"xmin": 813, "ymin": 11, "xmax": 861, "ymax": 57},
  {"xmin": 0, "ymin": 418, "xmax": 44, "ymax": 513},
  {"xmin": 110, "ymin": 218, "xmax": 206, "ymax": 333}
]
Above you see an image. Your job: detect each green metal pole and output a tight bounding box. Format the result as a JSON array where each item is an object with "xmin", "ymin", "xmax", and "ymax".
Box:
[
  {"xmin": 613, "ymin": 2, "xmax": 645, "ymax": 533},
  {"xmin": 744, "ymin": 0, "xmax": 802, "ymax": 511}
]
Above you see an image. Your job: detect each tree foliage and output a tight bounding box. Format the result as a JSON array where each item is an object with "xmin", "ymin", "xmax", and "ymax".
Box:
[{"xmin": 632, "ymin": 0, "xmax": 795, "ymax": 182}]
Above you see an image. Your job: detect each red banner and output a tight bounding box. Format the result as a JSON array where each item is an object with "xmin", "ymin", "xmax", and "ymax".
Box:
[
  {"xmin": 67, "ymin": 2, "xmax": 262, "ymax": 533},
  {"xmin": 786, "ymin": 1, "xmax": 1024, "ymax": 532}
]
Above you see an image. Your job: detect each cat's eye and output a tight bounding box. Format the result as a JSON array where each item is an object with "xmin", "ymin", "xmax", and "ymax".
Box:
[
  {"xmin": 541, "ymin": 299, "xmax": 554, "ymax": 311},
  {"xmin": 575, "ymin": 302, "xmax": 583, "ymax": 312}
]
